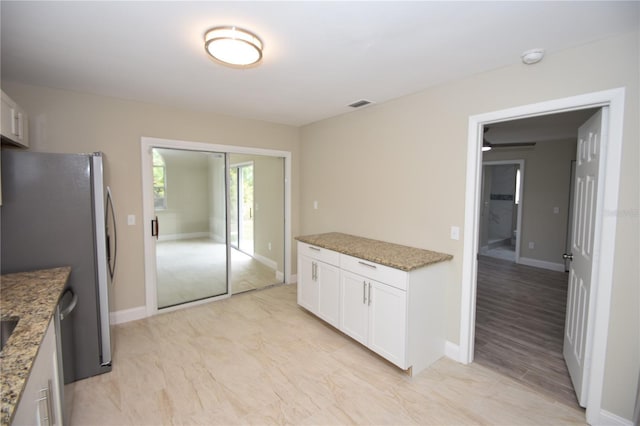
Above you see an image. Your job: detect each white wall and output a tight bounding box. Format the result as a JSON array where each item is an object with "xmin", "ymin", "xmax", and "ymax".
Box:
[
  {"xmin": 300, "ymin": 31, "xmax": 639, "ymax": 420},
  {"xmin": 155, "ymin": 149, "xmax": 211, "ymax": 239},
  {"xmin": 0, "ymin": 82, "xmax": 301, "ymax": 315}
]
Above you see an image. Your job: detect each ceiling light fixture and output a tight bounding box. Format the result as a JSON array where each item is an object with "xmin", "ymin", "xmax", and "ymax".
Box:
[
  {"xmin": 204, "ymin": 26, "xmax": 263, "ymax": 67},
  {"xmin": 521, "ymin": 48, "xmax": 545, "ymax": 65}
]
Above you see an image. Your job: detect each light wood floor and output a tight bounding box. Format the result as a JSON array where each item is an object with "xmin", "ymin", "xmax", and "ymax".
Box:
[
  {"xmin": 475, "ymin": 255, "xmax": 581, "ymax": 409},
  {"xmin": 69, "ymin": 284, "xmax": 585, "ymax": 425}
]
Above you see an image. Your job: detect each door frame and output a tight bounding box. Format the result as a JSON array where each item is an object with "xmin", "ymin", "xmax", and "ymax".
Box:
[
  {"xmin": 141, "ymin": 136, "xmax": 292, "ymax": 316},
  {"xmin": 480, "ymin": 160, "xmax": 525, "ymax": 264},
  {"xmin": 459, "ymin": 88, "xmax": 625, "ymax": 424}
]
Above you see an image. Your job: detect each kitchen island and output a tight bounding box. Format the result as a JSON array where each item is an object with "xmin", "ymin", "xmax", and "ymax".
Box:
[
  {"xmin": 0, "ymin": 267, "xmax": 70, "ymax": 426},
  {"xmin": 296, "ymin": 232, "xmax": 452, "ymax": 376}
]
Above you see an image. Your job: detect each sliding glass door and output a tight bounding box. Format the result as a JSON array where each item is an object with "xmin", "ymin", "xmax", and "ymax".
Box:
[
  {"xmin": 229, "ymin": 154, "xmax": 285, "ymax": 294},
  {"xmin": 153, "ymin": 148, "xmax": 228, "ymax": 308},
  {"xmin": 229, "ymin": 163, "xmax": 254, "ymax": 255},
  {"xmin": 146, "ymin": 144, "xmax": 287, "ymax": 309}
]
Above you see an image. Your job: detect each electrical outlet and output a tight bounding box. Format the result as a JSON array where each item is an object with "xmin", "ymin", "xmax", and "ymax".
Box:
[
  {"xmin": 268, "ymin": 242, "xmax": 272, "ymax": 251},
  {"xmin": 313, "ymin": 201, "xmax": 318, "ymax": 210},
  {"xmin": 553, "ymin": 207, "xmax": 560, "ymax": 214},
  {"xmin": 127, "ymin": 214, "xmax": 135, "ymax": 226},
  {"xmin": 528, "ymin": 242, "xmax": 535, "ymax": 249}
]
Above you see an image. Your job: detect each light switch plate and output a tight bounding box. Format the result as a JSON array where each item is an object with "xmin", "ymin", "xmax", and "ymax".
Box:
[
  {"xmin": 127, "ymin": 214, "xmax": 136, "ymax": 226},
  {"xmin": 450, "ymin": 226, "xmax": 460, "ymax": 240}
]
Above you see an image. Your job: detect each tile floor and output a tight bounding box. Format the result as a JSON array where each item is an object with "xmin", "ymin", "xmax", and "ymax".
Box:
[{"xmin": 70, "ymin": 285, "xmax": 586, "ymax": 425}]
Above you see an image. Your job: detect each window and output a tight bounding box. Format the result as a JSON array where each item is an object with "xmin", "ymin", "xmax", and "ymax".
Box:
[
  {"xmin": 515, "ymin": 168, "xmax": 521, "ymax": 205},
  {"xmin": 153, "ymin": 150, "xmax": 167, "ymax": 210}
]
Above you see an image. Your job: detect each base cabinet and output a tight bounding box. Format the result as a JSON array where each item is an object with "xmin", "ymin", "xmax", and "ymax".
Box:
[
  {"xmin": 297, "ymin": 243, "xmax": 341, "ymax": 328},
  {"xmin": 340, "ymin": 271, "xmax": 407, "ymax": 367},
  {"xmin": 12, "ymin": 319, "xmax": 63, "ymax": 426},
  {"xmin": 298, "ymin": 241, "xmax": 448, "ymax": 375}
]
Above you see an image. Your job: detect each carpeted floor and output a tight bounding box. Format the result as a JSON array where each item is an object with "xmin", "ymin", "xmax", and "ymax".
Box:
[{"xmin": 156, "ymin": 238, "xmax": 281, "ymax": 308}]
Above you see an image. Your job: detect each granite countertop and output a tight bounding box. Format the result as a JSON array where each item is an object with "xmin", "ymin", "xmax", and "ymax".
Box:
[
  {"xmin": 296, "ymin": 232, "xmax": 452, "ymax": 271},
  {"xmin": 0, "ymin": 267, "xmax": 70, "ymax": 426}
]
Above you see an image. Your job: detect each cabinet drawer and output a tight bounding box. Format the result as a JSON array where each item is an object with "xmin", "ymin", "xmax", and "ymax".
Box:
[
  {"xmin": 340, "ymin": 254, "xmax": 407, "ymax": 290},
  {"xmin": 298, "ymin": 242, "xmax": 340, "ymax": 266}
]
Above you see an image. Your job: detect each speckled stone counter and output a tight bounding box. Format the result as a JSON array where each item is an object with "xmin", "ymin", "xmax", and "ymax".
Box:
[
  {"xmin": 296, "ymin": 232, "xmax": 452, "ymax": 271},
  {"xmin": 0, "ymin": 267, "xmax": 70, "ymax": 426}
]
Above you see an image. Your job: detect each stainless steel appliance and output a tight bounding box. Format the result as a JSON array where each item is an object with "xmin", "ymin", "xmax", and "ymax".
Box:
[{"xmin": 0, "ymin": 151, "xmax": 117, "ymax": 388}]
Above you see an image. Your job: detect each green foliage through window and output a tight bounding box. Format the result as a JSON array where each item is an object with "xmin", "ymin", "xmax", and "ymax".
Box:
[{"xmin": 153, "ymin": 150, "xmax": 167, "ymax": 210}]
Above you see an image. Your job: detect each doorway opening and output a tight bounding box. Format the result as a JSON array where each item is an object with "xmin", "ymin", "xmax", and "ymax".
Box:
[
  {"xmin": 141, "ymin": 137, "xmax": 292, "ymax": 314},
  {"xmin": 478, "ymin": 160, "xmax": 524, "ymax": 263},
  {"xmin": 460, "ymin": 88, "xmax": 625, "ymax": 424}
]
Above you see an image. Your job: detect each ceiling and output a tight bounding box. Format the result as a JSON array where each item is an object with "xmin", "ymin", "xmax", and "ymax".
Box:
[{"xmin": 1, "ymin": 2, "xmax": 637, "ymax": 127}]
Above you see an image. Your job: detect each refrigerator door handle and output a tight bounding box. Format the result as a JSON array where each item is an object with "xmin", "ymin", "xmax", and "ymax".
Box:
[
  {"xmin": 105, "ymin": 186, "xmax": 117, "ymax": 280},
  {"xmin": 59, "ymin": 289, "xmax": 78, "ymax": 321}
]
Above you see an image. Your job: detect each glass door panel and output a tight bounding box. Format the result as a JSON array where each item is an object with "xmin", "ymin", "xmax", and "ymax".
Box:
[
  {"xmin": 153, "ymin": 148, "xmax": 228, "ymax": 308},
  {"xmin": 229, "ymin": 155, "xmax": 284, "ymax": 294}
]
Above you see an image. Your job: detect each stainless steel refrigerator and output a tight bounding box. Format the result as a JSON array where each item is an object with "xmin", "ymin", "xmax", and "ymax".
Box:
[{"xmin": 1, "ymin": 150, "xmax": 116, "ymax": 385}]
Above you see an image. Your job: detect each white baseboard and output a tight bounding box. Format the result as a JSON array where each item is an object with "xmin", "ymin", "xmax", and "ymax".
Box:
[
  {"xmin": 445, "ymin": 341, "xmax": 461, "ymax": 362},
  {"xmin": 254, "ymin": 253, "xmax": 277, "ymax": 270},
  {"xmin": 158, "ymin": 232, "xmax": 210, "ymax": 242},
  {"xmin": 253, "ymin": 253, "xmax": 286, "ymax": 283},
  {"xmin": 518, "ymin": 257, "xmax": 565, "ymax": 272},
  {"xmin": 598, "ymin": 409, "xmax": 634, "ymax": 426},
  {"xmin": 110, "ymin": 306, "xmax": 147, "ymax": 325}
]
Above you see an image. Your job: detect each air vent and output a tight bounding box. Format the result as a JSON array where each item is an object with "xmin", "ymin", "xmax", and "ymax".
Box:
[{"xmin": 348, "ymin": 99, "xmax": 373, "ymax": 108}]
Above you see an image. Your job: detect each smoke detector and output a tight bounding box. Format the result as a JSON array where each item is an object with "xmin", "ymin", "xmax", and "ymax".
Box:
[{"xmin": 521, "ymin": 48, "xmax": 545, "ymax": 65}]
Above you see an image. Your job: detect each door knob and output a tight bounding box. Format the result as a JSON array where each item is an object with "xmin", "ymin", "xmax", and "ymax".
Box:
[{"xmin": 562, "ymin": 253, "xmax": 573, "ymax": 261}]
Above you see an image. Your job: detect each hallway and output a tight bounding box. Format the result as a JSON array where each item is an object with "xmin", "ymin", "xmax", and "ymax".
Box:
[{"xmin": 474, "ymin": 256, "xmax": 581, "ymax": 409}]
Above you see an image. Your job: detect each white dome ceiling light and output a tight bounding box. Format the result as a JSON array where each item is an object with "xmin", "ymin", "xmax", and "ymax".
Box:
[
  {"xmin": 521, "ymin": 48, "xmax": 545, "ymax": 65},
  {"xmin": 204, "ymin": 26, "xmax": 263, "ymax": 67}
]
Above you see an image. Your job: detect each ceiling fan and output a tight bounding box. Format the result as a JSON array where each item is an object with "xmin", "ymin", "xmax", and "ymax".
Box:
[{"xmin": 482, "ymin": 127, "xmax": 536, "ymax": 151}]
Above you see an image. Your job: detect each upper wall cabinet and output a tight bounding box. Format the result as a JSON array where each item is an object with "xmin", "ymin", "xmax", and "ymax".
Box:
[{"xmin": 1, "ymin": 90, "xmax": 29, "ymax": 148}]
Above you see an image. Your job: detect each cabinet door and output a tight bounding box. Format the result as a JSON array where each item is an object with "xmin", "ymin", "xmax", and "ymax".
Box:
[
  {"xmin": 12, "ymin": 320, "xmax": 62, "ymax": 426},
  {"xmin": 368, "ymin": 280, "xmax": 407, "ymax": 368},
  {"xmin": 297, "ymin": 255, "xmax": 318, "ymax": 313},
  {"xmin": 317, "ymin": 262, "xmax": 340, "ymax": 328},
  {"xmin": 339, "ymin": 271, "xmax": 369, "ymax": 345}
]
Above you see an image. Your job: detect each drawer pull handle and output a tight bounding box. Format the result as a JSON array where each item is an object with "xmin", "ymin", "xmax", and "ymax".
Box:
[
  {"xmin": 309, "ymin": 246, "xmax": 321, "ymax": 251},
  {"xmin": 358, "ymin": 261, "xmax": 377, "ymax": 269},
  {"xmin": 363, "ymin": 281, "xmax": 367, "ymax": 304},
  {"xmin": 368, "ymin": 283, "xmax": 372, "ymax": 306}
]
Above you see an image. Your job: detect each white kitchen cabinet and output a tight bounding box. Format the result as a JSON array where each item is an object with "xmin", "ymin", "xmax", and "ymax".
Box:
[
  {"xmin": 12, "ymin": 319, "xmax": 63, "ymax": 426},
  {"xmin": 367, "ymin": 279, "xmax": 407, "ymax": 368},
  {"xmin": 1, "ymin": 90, "xmax": 29, "ymax": 148},
  {"xmin": 297, "ymin": 242, "xmax": 341, "ymax": 328},
  {"xmin": 340, "ymin": 268, "xmax": 407, "ymax": 368},
  {"xmin": 297, "ymin": 240, "xmax": 449, "ymax": 376}
]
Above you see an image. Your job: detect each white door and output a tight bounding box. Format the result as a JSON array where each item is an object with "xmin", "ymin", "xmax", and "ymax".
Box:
[
  {"xmin": 563, "ymin": 108, "xmax": 606, "ymax": 407},
  {"xmin": 368, "ymin": 280, "xmax": 407, "ymax": 368},
  {"xmin": 340, "ymin": 271, "xmax": 369, "ymax": 345},
  {"xmin": 316, "ymin": 262, "xmax": 341, "ymax": 328},
  {"xmin": 298, "ymin": 255, "xmax": 318, "ymax": 313}
]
